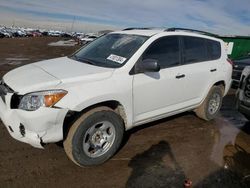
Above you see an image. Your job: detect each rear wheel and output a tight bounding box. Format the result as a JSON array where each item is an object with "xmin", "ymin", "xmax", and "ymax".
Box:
[
  {"xmin": 63, "ymin": 107, "xmax": 124, "ymax": 166},
  {"xmin": 195, "ymin": 86, "xmax": 223, "ymax": 121}
]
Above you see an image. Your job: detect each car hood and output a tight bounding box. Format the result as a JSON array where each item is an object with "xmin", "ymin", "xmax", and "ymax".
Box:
[
  {"xmin": 3, "ymin": 57, "xmax": 115, "ymax": 94},
  {"xmin": 33, "ymin": 57, "xmax": 115, "ymax": 83}
]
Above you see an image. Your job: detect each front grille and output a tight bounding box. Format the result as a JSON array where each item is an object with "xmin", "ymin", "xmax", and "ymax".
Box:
[
  {"xmin": 244, "ymin": 75, "xmax": 250, "ymax": 98},
  {"xmin": 0, "ymin": 80, "xmax": 14, "ymax": 104},
  {"xmin": 0, "ymin": 80, "xmax": 14, "ymax": 95},
  {"xmin": 1, "ymin": 95, "xmax": 5, "ymax": 103},
  {"xmin": 0, "ymin": 84, "xmax": 7, "ymax": 104},
  {"xmin": 2, "ymin": 82, "xmax": 14, "ymax": 93}
]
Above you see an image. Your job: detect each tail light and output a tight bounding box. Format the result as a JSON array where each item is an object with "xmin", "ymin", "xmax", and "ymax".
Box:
[{"xmin": 227, "ymin": 58, "xmax": 234, "ymax": 66}]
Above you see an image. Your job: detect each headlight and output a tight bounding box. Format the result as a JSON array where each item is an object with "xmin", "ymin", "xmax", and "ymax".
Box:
[{"xmin": 18, "ymin": 90, "xmax": 67, "ymax": 111}]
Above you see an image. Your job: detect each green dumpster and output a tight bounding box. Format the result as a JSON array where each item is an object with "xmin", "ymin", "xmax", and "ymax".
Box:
[{"xmin": 219, "ymin": 36, "xmax": 250, "ymax": 60}]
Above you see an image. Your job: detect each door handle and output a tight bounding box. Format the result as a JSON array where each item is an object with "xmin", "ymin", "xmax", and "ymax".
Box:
[
  {"xmin": 210, "ymin": 69, "xmax": 217, "ymax": 72},
  {"xmin": 176, "ymin": 74, "xmax": 185, "ymax": 79}
]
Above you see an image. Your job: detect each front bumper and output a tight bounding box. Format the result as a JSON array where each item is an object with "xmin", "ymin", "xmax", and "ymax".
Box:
[
  {"xmin": 232, "ymin": 69, "xmax": 242, "ymax": 88},
  {"xmin": 236, "ymin": 88, "xmax": 250, "ymax": 116},
  {"xmin": 238, "ymin": 102, "xmax": 250, "ymax": 116},
  {"xmin": 0, "ymin": 93, "xmax": 68, "ymax": 148}
]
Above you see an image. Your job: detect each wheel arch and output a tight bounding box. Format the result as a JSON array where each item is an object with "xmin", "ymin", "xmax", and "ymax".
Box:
[
  {"xmin": 213, "ymin": 80, "xmax": 226, "ymax": 95},
  {"xmin": 197, "ymin": 80, "xmax": 226, "ymax": 109},
  {"xmin": 214, "ymin": 80, "xmax": 225, "ymax": 86},
  {"xmin": 62, "ymin": 100, "xmax": 127, "ymax": 140}
]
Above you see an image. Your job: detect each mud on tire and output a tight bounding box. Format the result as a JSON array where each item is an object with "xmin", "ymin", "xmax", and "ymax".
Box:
[
  {"xmin": 63, "ymin": 107, "xmax": 124, "ymax": 166},
  {"xmin": 195, "ymin": 86, "xmax": 223, "ymax": 121}
]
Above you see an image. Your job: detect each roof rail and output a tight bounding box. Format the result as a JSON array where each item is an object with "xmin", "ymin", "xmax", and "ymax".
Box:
[
  {"xmin": 122, "ymin": 27, "xmax": 159, "ymax": 31},
  {"xmin": 165, "ymin": 28, "xmax": 219, "ymax": 37}
]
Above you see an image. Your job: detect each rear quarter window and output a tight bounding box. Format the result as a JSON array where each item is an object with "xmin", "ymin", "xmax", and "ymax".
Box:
[
  {"xmin": 182, "ymin": 36, "xmax": 221, "ymax": 64},
  {"xmin": 182, "ymin": 36, "xmax": 207, "ymax": 64},
  {"xmin": 206, "ymin": 39, "xmax": 221, "ymax": 60}
]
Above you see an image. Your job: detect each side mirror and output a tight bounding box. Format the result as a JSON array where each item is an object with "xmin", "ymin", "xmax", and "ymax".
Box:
[{"xmin": 136, "ymin": 59, "xmax": 160, "ymax": 73}]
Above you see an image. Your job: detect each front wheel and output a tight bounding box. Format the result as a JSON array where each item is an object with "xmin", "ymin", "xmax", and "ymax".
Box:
[
  {"xmin": 63, "ymin": 107, "xmax": 124, "ymax": 166},
  {"xmin": 195, "ymin": 86, "xmax": 223, "ymax": 121}
]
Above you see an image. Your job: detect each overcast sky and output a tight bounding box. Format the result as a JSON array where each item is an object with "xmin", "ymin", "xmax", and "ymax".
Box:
[{"xmin": 0, "ymin": 0, "xmax": 249, "ymax": 35}]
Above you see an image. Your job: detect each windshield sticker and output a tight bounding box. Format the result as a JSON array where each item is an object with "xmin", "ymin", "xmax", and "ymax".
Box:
[{"xmin": 107, "ymin": 54, "xmax": 127, "ymax": 64}]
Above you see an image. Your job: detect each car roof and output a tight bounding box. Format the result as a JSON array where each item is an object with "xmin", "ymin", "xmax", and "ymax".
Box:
[
  {"xmin": 111, "ymin": 28, "xmax": 222, "ymax": 43},
  {"xmin": 112, "ymin": 29, "xmax": 164, "ymax": 37},
  {"xmin": 112, "ymin": 27, "xmax": 219, "ymax": 38}
]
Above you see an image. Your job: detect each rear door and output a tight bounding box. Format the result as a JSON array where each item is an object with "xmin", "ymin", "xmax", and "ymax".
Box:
[{"xmin": 178, "ymin": 36, "xmax": 221, "ymax": 104}]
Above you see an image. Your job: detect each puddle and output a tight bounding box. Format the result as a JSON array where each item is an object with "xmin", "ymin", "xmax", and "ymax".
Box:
[
  {"xmin": 209, "ymin": 93, "xmax": 250, "ymax": 186},
  {"xmin": 0, "ymin": 57, "xmax": 30, "ymax": 66},
  {"xmin": 6, "ymin": 61, "xmax": 23, "ymax": 65},
  {"xmin": 48, "ymin": 40, "xmax": 77, "ymax": 47},
  {"xmin": 5, "ymin": 58, "xmax": 30, "ymax": 61},
  {"xmin": 210, "ymin": 117, "xmax": 241, "ymax": 166},
  {"xmin": 210, "ymin": 92, "xmax": 247, "ymax": 166}
]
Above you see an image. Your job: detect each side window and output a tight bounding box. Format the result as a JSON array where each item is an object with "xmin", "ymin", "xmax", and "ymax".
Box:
[
  {"xmin": 206, "ymin": 39, "xmax": 221, "ymax": 60},
  {"xmin": 182, "ymin": 36, "xmax": 207, "ymax": 64},
  {"xmin": 142, "ymin": 36, "xmax": 180, "ymax": 68}
]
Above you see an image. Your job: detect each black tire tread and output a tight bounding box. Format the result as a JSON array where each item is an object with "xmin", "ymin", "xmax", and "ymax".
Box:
[
  {"xmin": 63, "ymin": 106, "xmax": 121, "ymax": 166},
  {"xmin": 195, "ymin": 86, "xmax": 223, "ymax": 121},
  {"xmin": 63, "ymin": 106, "xmax": 124, "ymax": 167}
]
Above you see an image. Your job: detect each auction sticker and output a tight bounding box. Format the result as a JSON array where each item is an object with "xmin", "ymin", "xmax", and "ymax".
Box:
[{"xmin": 107, "ymin": 54, "xmax": 127, "ymax": 64}]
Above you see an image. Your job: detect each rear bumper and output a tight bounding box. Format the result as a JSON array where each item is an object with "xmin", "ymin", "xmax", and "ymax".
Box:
[{"xmin": 0, "ymin": 94, "xmax": 68, "ymax": 148}]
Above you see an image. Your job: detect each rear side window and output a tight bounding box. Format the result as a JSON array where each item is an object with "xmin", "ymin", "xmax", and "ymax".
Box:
[
  {"xmin": 206, "ymin": 39, "xmax": 221, "ymax": 60},
  {"xmin": 182, "ymin": 36, "xmax": 207, "ymax": 64},
  {"xmin": 182, "ymin": 36, "xmax": 221, "ymax": 64},
  {"xmin": 142, "ymin": 36, "xmax": 180, "ymax": 68}
]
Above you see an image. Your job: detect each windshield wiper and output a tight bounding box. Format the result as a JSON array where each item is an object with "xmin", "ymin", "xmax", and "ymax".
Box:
[
  {"xmin": 71, "ymin": 55, "xmax": 96, "ymax": 65},
  {"xmin": 78, "ymin": 58, "xmax": 95, "ymax": 65}
]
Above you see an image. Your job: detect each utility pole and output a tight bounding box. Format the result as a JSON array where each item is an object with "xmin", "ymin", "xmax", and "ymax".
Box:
[
  {"xmin": 12, "ymin": 19, "xmax": 15, "ymax": 27},
  {"xmin": 71, "ymin": 16, "xmax": 76, "ymax": 32}
]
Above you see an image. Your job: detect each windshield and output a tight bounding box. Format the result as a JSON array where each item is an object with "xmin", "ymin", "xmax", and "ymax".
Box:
[{"xmin": 70, "ymin": 33, "xmax": 148, "ymax": 68}]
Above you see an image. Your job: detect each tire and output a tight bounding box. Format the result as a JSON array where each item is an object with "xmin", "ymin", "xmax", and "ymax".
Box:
[
  {"xmin": 63, "ymin": 107, "xmax": 124, "ymax": 166},
  {"xmin": 195, "ymin": 86, "xmax": 223, "ymax": 121}
]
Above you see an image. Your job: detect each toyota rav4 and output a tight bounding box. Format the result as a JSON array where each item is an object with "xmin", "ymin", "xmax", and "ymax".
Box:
[{"xmin": 0, "ymin": 28, "xmax": 232, "ymax": 166}]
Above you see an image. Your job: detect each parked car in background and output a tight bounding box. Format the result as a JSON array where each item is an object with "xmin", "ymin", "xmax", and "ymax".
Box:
[
  {"xmin": 31, "ymin": 31, "xmax": 43, "ymax": 37},
  {"xmin": 0, "ymin": 32, "xmax": 5, "ymax": 38},
  {"xmin": 236, "ymin": 66, "xmax": 250, "ymax": 120},
  {"xmin": 48, "ymin": 31, "xmax": 62, "ymax": 37},
  {"xmin": 61, "ymin": 33, "xmax": 72, "ymax": 38},
  {"xmin": 0, "ymin": 28, "xmax": 232, "ymax": 166},
  {"xmin": 79, "ymin": 35, "xmax": 98, "ymax": 45},
  {"xmin": 2, "ymin": 31, "xmax": 12, "ymax": 38},
  {"xmin": 0, "ymin": 25, "xmax": 84, "ymax": 39},
  {"xmin": 232, "ymin": 57, "xmax": 250, "ymax": 88}
]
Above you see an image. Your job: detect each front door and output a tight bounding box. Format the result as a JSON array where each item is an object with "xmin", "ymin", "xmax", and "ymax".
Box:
[{"xmin": 133, "ymin": 36, "xmax": 187, "ymax": 123}]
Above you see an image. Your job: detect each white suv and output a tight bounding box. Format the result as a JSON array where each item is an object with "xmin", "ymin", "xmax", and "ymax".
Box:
[{"xmin": 0, "ymin": 28, "xmax": 232, "ymax": 166}]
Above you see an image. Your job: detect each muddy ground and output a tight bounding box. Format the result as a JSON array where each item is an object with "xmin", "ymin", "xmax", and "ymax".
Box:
[{"xmin": 0, "ymin": 37, "xmax": 250, "ymax": 188}]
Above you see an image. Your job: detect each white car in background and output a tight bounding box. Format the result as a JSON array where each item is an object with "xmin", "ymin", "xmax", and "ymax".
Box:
[
  {"xmin": 0, "ymin": 28, "xmax": 232, "ymax": 166},
  {"xmin": 79, "ymin": 35, "xmax": 98, "ymax": 45}
]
